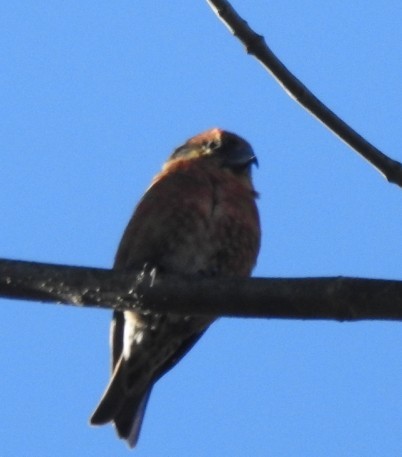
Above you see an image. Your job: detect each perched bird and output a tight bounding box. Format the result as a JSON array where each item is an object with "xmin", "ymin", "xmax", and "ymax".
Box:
[{"xmin": 90, "ymin": 128, "xmax": 261, "ymax": 447}]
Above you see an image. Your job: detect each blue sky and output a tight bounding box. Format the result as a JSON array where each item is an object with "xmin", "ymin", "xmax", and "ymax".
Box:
[{"xmin": 1, "ymin": 1, "xmax": 402, "ymax": 456}]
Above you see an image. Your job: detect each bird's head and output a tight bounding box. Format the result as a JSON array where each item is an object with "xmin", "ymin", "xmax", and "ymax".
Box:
[{"xmin": 167, "ymin": 128, "xmax": 258, "ymax": 177}]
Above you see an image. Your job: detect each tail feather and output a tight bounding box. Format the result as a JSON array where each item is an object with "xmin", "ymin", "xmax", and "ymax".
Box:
[
  {"xmin": 114, "ymin": 388, "xmax": 152, "ymax": 448},
  {"xmin": 90, "ymin": 357, "xmax": 125, "ymax": 424},
  {"xmin": 90, "ymin": 356, "xmax": 152, "ymax": 448}
]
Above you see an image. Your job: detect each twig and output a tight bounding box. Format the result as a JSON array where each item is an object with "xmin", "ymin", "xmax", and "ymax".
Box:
[
  {"xmin": 206, "ymin": 0, "xmax": 402, "ymax": 186},
  {"xmin": 1, "ymin": 258, "xmax": 402, "ymax": 321}
]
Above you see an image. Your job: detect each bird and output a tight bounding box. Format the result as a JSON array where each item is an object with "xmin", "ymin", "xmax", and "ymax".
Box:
[{"xmin": 90, "ymin": 128, "xmax": 261, "ymax": 448}]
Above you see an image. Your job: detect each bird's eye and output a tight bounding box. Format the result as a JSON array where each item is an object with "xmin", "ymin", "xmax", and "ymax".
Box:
[{"xmin": 206, "ymin": 140, "xmax": 220, "ymax": 151}]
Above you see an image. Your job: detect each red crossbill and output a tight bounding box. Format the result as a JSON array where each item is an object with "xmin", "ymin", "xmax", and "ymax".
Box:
[{"xmin": 90, "ymin": 128, "xmax": 261, "ymax": 447}]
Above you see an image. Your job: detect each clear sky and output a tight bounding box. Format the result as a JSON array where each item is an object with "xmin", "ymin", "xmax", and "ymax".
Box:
[{"xmin": 1, "ymin": 1, "xmax": 402, "ymax": 456}]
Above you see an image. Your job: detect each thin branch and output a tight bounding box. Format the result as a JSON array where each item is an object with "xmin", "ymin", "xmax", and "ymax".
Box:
[
  {"xmin": 1, "ymin": 258, "xmax": 402, "ymax": 321},
  {"xmin": 206, "ymin": 0, "xmax": 402, "ymax": 186}
]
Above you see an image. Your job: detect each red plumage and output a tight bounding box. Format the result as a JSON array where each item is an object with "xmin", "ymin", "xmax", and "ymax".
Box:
[{"xmin": 90, "ymin": 128, "xmax": 260, "ymax": 447}]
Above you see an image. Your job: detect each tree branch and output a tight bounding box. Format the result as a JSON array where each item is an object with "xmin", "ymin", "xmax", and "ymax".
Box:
[
  {"xmin": 1, "ymin": 258, "xmax": 402, "ymax": 321},
  {"xmin": 206, "ymin": 0, "xmax": 402, "ymax": 186}
]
